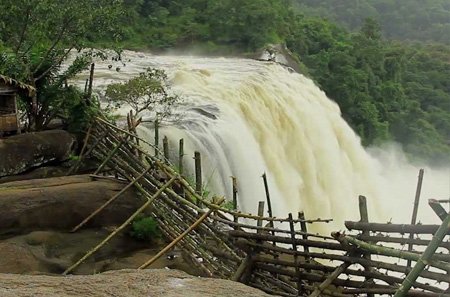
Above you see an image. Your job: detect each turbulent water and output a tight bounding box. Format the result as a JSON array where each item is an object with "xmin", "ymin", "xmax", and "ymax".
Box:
[{"xmin": 71, "ymin": 50, "xmax": 450, "ymax": 230}]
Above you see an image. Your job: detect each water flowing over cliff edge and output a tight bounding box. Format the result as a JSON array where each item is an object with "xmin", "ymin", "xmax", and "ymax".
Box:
[{"xmin": 71, "ymin": 51, "xmax": 450, "ymax": 229}]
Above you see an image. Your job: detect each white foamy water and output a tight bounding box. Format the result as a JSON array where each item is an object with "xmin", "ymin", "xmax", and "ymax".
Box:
[{"xmin": 69, "ymin": 50, "xmax": 450, "ymax": 231}]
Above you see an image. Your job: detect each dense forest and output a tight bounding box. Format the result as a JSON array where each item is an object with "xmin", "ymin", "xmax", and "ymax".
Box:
[
  {"xmin": 1, "ymin": 0, "xmax": 450, "ymax": 164},
  {"xmin": 293, "ymin": 0, "xmax": 450, "ymax": 44}
]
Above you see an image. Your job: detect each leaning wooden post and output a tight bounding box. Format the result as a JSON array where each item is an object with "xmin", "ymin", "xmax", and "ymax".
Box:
[
  {"xmin": 154, "ymin": 119, "xmax": 159, "ymax": 157},
  {"xmin": 232, "ymin": 176, "xmax": 239, "ymax": 228},
  {"xmin": 194, "ymin": 151, "xmax": 202, "ymax": 207},
  {"xmin": 309, "ymin": 262, "xmax": 351, "ymax": 297},
  {"xmin": 84, "ymin": 79, "xmax": 89, "ymax": 93},
  {"xmin": 86, "ymin": 63, "xmax": 95, "ymax": 100},
  {"xmin": 178, "ymin": 139, "xmax": 184, "ymax": 175},
  {"xmin": 138, "ymin": 197, "xmax": 223, "ymax": 269},
  {"xmin": 394, "ymin": 211, "xmax": 450, "ymax": 297},
  {"xmin": 93, "ymin": 135, "xmax": 129, "ymax": 175},
  {"xmin": 358, "ymin": 195, "xmax": 374, "ymax": 297},
  {"xmin": 163, "ymin": 136, "xmax": 169, "ymax": 163},
  {"xmin": 288, "ymin": 213, "xmax": 301, "ymax": 296},
  {"xmin": 62, "ymin": 176, "xmax": 178, "ymax": 275},
  {"xmin": 257, "ymin": 201, "xmax": 265, "ymax": 231},
  {"xmin": 262, "ymin": 173, "xmax": 275, "ymax": 226},
  {"xmin": 407, "ymin": 169, "xmax": 424, "ymax": 268},
  {"xmin": 298, "ymin": 211, "xmax": 309, "ymax": 253}
]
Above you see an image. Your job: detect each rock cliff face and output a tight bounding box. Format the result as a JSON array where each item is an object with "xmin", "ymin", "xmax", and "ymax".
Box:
[
  {"xmin": 0, "ymin": 130, "xmax": 76, "ymax": 177},
  {"xmin": 0, "ymin": 269, "xmax": 274, "ymax": 297}
]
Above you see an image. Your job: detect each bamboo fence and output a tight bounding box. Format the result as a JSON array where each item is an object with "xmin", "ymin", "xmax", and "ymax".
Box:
[{"xmin": 66, "ymin": 115, "xmax": 450, "ymax": 297}]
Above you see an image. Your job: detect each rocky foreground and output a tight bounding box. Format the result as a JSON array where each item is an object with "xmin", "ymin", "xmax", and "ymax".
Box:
[{"xmin": 0, "ymin": 269, "xmax": 273, "ymax": 297}]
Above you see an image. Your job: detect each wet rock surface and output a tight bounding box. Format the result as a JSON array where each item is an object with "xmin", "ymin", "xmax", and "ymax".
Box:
[{"xmin": 0, "ymin": 269, "xmax": 273, "ymax": 297}]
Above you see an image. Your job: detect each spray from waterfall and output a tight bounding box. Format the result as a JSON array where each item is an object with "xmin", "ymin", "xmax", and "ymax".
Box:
[{"xmin": 70, "ymin": 50, "xmax": 450, "ymax": 231}]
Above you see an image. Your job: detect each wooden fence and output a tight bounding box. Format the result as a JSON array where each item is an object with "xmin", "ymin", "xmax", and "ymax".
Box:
[{"xmin": 65, "ymin": 115, "xmax": 450, "ymax": 297}]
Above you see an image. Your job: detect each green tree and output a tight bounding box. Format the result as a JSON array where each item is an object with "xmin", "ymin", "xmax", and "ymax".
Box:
[{"xmin": 0, "ymin": 0, "xmax": 125, "ymax": 130}]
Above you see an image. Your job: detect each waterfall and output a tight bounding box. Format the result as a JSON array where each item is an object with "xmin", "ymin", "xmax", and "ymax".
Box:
[{"xmin": 72, "ymin": 50, "xmax": 450, "ymax": 231}]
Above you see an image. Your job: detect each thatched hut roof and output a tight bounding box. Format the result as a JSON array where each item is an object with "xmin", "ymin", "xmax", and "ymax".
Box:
[{"xmin": 0, "ymin": 75, "xmax": 36, "ymax": 97}]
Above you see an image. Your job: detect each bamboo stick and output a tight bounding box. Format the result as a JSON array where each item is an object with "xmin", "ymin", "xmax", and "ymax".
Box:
[
  {"xmin": 93, "ymin": 135, "xmax": 129, "ymax": 175},
  {"xmin": 309, "ymin": 262, "xmax": 350, "ymax": 297},
  {"xmin": 408, "ymin": 169, "xmax": 425, "ymax": 267},
  {"xmin": 253, "ymin": 256, "xmax": 441, "ymax": 292},
  {"xmin": 154, "ymin": 119, "xmax": 159, "ymax": 157},
  {"xmin": 343, "ymin": 288, "xmax": 450, "ymax": 297},
  {"xmin": 95, "ymin": 116, "xmax": 166, "ymax": 162},
  {"xmin": 358, "ymin": 195, "xmax": 374, "ymax": 296},
  {"xmin": 138, "ymin": 198, "xmax": 223, "ymax": 269},
  {"xmin": 154, "ymin": 158, "xmax": 333, "ymax": 223},
  {"xmin": 228, "ymin": 230, "xmax": 344, "ymax": 251},
  {"xmin": 71, "ymin": 164, "xmax": 154, "ymax": 232},
  {"xmin": 231, "ymin": 254, "xmax": 254, "ymax": 282},
  {"xmin": 394, "ymin": 211, "xmax": 450, "ymax": 297},
  {"xmin": 87, "ymin": 63, "xmax": 94, "ymax": 99},
  {"xmin": 163, "ymin": 136, "xmax": 169, "ymax": 163},
  {"xmin": 178, "ymin": 139, "xmax": 184, "ymax": 175},
  {"xmin": 356, "ymin": 234, "xmax": 450, "ymax": 250},
  {"xmin": 429, "ymin": 199, "xmax": 448, "ymax": 222},
  {"xmin": 332, "ymin": 232, "xmax": 450, "ymax": 273},
  {"xmin": 66, "ymin": 124, "xmax": 93, "ymax": 175},
  {"xmin": 345, "ymin": 221, "xmax": 449, "ymax": 235},
  {"xmin": 62, "ymin": 176, "xmax": 177, "ymax": 275},
  {"xmin": 242, "ymin": 240, "xmax": 450, "ymax": 283},
  {"xmin": 194, "ymin": 151, "xmax": 202, "ymax": 204}
]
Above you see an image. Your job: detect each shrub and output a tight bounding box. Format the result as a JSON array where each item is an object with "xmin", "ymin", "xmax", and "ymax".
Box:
[{"xmin": 130, "ymin": 215, "xmax": 160, "ymax": 241}]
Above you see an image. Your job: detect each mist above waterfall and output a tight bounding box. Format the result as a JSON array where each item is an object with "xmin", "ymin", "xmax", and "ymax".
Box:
[{"xmin": 72, "ymin": 50, "xmax": 449, "ymax": 230}]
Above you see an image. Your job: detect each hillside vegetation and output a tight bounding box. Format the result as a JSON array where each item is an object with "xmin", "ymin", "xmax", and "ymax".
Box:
[
  {"xmin": 1, "ymin": 0, "xmax": 449, "ymax": 163},
  {"xmin": 293, "ymin": 0, "xmax": 450, "ymax": 44}
]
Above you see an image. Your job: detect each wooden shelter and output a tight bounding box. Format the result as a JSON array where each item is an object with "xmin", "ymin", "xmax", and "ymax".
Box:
[{"xmin": 0, "ymin": 75, "xmax": 35, "ymax": 134}]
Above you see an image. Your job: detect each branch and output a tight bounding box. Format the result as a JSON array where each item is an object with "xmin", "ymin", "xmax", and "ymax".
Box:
[
  {"xmin": 34, "ymin": 46, "xmax": 74, "ymax": 82},
  {"xmin": 14, "ymin": 6, "xmax": 32, "ymax": 54},
  {"xmin": 32, "ymin": 16, "xmax": 74, "ymax": 76}
]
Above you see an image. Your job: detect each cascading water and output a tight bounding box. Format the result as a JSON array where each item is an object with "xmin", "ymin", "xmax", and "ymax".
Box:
[{"xmin": 72, "ymin": 50, "xmax": 449, "ymax": 231}]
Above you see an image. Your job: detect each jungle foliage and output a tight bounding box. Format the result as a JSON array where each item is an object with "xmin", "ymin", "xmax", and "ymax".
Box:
[
  {"xmin": 118, "ymin": 0, "xmax": 450, "ymax": 163},
  {"xmin": 1, "ymin": 0, "xmax": 449, "ymax": 163}
]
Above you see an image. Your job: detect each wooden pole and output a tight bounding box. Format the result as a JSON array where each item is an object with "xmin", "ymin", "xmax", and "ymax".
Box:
[
  {"xmin": 71, "ymin": 164, "xmax": 154, "ymax": 232},
  {"xmin": 178, "ymin": 139, "xmax": 184, "ymax": 175},
  {"xmin": 138, "ymin": 197, "xmax": 223, "ymax": 269},
  {"xmin": 309, "ymin": 262, "xmax": 351, "ymax": 297},
  {"xmin": 407, "ymin": 169, "xmax": 424, "ymax": 268},
  {"xmin": 154, "ymin": 119, "xmax": 159, "ymax": 157},
  {"xmin": 66, "ymin": 125, "xmax": 93, "ymax": 176},
  {"xmin": 163, "ymin": 136, "xmax": 169, "ymax": 163},
  {"xmin": 84, "ymin": 79, "xmax": 89, "ymax": 93},
  {"xmin": 93, "ymin": 135, "xmax": 129, "ymax": 175},
  {"xmin": 262, "ymin": 173, "xmax": 274, "ymax": 221},
  {"xmin": 232, "ymin": 176, "xmax": 238, "ymax": 227},
  {"xmin": 332, "ymin": 233, "xmax": 450, "ymax": 273},
  {"xmin": 231, "ymin": 254, "xmax": 254, "ymax": 283},
  {"xmin": 289, "ymin": 213, "xmax": 301, "ymax": 296},
  {"xmin": 257, "ymin": 201, "xmax": 265, "ymax": 230},
  {"xmin": 62, "ymin": 176, "xmax": 177, "ymax": 275},
  {"xmin": 394, "ymin": 211, "xmax": 450, "ymax": 297},
  {"xmin": 87, "ymin": 63, "xmax": 95, "ymax": 100},
  {"xmin": 194, "ymin": 151, "xmax": 202, "ymax": 206},
  {"xmin": 298, "ymin": 211, "xmax": 309, "ymax": 253},
  {"xmin": 359, "ymin": 195, "xmax": 374, "ymax": 297}
]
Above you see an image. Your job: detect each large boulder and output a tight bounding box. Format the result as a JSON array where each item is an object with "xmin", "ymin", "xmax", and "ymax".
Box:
[
  {"xmin": 0, "ymin": 269, "xmax": 273, "ymax": 297},
  {"xmin": 0, "ymin": 175, "xmax": 142, "ymax": 236},
  {"xmin": 0, "ymin": 130, "xmax": 76, "ymax": 177}
]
